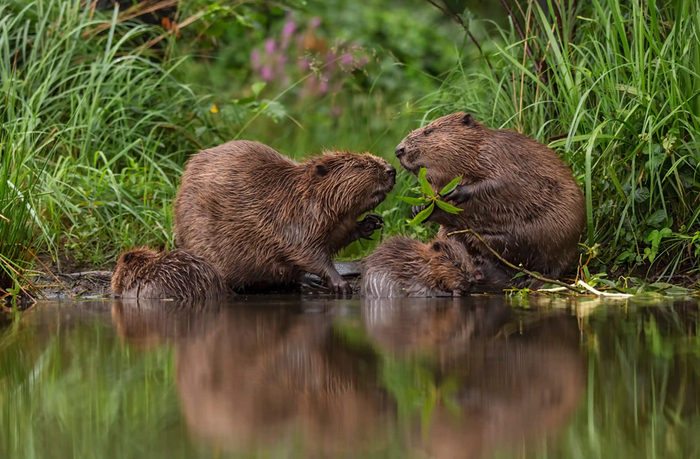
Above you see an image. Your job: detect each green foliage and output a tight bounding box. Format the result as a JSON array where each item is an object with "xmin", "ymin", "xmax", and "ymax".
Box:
[
  {"xmin": 398, "ymin": 168, "xmax": 462, "ymax": 226},
  {"xmin": 432, "ymin": 0, "xmax": 700, "ymax": 277}
]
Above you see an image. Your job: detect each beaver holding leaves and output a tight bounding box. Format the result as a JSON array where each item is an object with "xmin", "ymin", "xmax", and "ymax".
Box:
[
  {"xmin": 395, "ymin": 112, "xmax": 586, "ymax": 287},
  {"xmin": 174, "ymin": 140, "xmax": 396, "ymax": 294}
]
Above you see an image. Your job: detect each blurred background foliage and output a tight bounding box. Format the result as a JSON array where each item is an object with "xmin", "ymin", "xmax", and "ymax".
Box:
[{"xmin": 0, "ymin": 0, "xmax": 698, "ymax": 293}]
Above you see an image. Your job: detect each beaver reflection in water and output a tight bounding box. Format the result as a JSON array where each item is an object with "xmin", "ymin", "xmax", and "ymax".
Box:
[{"xmin": 110, "ymin": 300, "xmax": 584, "ymax": 458}]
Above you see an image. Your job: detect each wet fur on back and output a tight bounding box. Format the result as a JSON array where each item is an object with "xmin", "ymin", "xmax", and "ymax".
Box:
[
  {"xmin": 111, "ymin": 248, "xmax": 227, "ymax": 299},
  {"xmin": 361, "ymin": 236, "xmax": 481, "ymax": 298},
  {"xmin": 395, "ymin": 112, "xmax": 586, "ymax": 287},
  {"xmin": 174, "ymin": 140, "xmax": 395, "ymax": 293}
]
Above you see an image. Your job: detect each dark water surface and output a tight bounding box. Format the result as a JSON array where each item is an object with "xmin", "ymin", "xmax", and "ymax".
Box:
[{"xmin": 2, "ymin": 295, "xmax": 700, "ymax": 458}]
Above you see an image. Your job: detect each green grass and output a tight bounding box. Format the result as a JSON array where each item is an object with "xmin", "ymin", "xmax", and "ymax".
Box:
[
  {"xmin": 432, "ymin": 0, "xmax": 700, "ymax": 279},
  {"xmin": 0, "ymin": 0, "xmax": 215, "ymax": 288},
  {"xmin": 1, "ymin": 0, "xmax": 699, "ymax": 291}
]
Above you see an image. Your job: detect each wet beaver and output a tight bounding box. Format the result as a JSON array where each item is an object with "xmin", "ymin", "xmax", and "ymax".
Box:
[
  {"xmin": 362, "ymin": 236, "xmax": 483, "ymax": 297},
  {"xmin": 111, "ymin": 248, "xmax": 227, "ymax": 299},
  {"xmin": 174, "ymin": 141, "xmax": 396, "ymax": 294},
  {"xmin": 395, "ymin": 112, "xmax": 586, "ymax": 286}
]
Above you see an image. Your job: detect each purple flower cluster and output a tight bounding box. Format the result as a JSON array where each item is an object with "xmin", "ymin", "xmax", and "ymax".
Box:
[{"xmin": 250, "ymin": 13, "xmax": 369, "ymax": 109}]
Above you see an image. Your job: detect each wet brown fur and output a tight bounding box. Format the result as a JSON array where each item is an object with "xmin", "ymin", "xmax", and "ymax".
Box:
[
  {"xmin": 111, "ymin": 248, "xmax": 227, "ymax": 299},
  {"xmin": 395, "ymin": 112, "xmax": 586, "ymax": 286},
  {"xmin": 174, "ymin": 140, "xmax": 396, "ymax": 293},
  {"xmin": 362, "ymin": 236, "xmax": 482, "ymax": 298}
]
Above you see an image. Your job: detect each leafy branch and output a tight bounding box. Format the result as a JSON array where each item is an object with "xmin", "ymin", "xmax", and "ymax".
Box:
[
  {"xmin": 447, "ymin": 229, "xmax": 633, "ymax": 297},
  {"xmin": 398, "ymin": 168, "xmax": 463, "ymax": 226}
]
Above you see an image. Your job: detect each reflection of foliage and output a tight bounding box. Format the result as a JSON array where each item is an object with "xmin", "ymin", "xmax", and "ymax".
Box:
[
  {"xmin": 334, "ymin": 318, "xmax": 461, "ymax": 437},
  {"xmin": 381, "ymin": 357, "xmax": 461, "ymax": 439}
]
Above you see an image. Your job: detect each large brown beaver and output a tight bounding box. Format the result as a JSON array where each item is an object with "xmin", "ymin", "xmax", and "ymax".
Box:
[
  {"xmin": 362, "ymin": 236, "xmax": 483, "ymax": 297},
  {"xmin": 111, "ymin": 248, "xmax": 227, "ymax": 299},
  {"xmin": 395, "ymin": 112, "xmax": 586, "ymax": 286},
  {"xmin": 174, "ymin": 141, "xmax": 396, "ymax": 294}
]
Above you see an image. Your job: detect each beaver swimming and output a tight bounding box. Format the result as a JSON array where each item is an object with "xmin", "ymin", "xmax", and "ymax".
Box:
[
  {"xmin": 362, "ymin": 236, "xmax": 483, "ymax": 298},
  {"xmin": 111, "ymin": 248, "xmax": 227, "ymax": 299},
  {"xmin": 395, "ymin": 112, "xmax": 586, "ymax": 287},
  {"xmin": 174, "ymin": 141, "xmax": 396, "ymax": 294}
]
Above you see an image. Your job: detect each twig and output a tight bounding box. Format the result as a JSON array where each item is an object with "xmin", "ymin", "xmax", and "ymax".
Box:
[
  {"xmin": 446, "ymin": 228, "xmax": 582, "ymax": 293},
  {"xmin": 58, "ymin": 271, "xmax": 113, "ymax": 279},
  {"xmin": 425, "ymin": 0, "xmax": 493, "ymax": 70},
  {"xmin": 575, "ymin": 280, "xmax": 632, "ymax": 298},
  {"xmin": 82, "ymin": 0, "xmax": 179, "ymax": 38}
]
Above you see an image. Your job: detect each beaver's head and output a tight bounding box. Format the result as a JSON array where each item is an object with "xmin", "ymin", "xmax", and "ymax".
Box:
[
  {"xmin": 111, "ymin": 247, "xmax": 160, "ymax": 295},
  {"xmin": 306, "ymin": 151, "xmax": 396, "ymax": 217},
  {"xmin": 395, "ymin": 112, "xmax": 484, "ymax": 188},
  {"xmin": 428, "ymin": 238, "xmax": 482, "ymax": 296}
]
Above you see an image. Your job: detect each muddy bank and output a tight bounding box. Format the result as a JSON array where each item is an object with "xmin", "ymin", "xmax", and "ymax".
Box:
[{"xmin": 30, "ymin": 261, "xmax": 364, "ymax": 300}]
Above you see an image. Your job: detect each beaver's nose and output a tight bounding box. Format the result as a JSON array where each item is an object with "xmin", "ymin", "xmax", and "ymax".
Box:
[
  {"xmin": 386, "ymin": 164, "xmax": 396, "ymax": 177},
  {"xmin": 395, "ymin": 146, "xmax": 405, "ymax": 158}
]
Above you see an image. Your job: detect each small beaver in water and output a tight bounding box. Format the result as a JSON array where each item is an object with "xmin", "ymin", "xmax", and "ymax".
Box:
[
  {"xmin": 361, "ymin": 236, "xmax": 483, "ymax": 298},
  {"xmin": 111, "ymin": 248, "xmax": 227, "ymax": 299},
  {"xmin": 174, "ymin": 141, "xmax": 396, "ymax": 294},
  {"xmin": 395, "ymin": 112, "xmax": 586, "ymax": 287}
]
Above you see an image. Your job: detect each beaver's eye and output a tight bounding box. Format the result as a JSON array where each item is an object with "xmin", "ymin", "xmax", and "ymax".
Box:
[
  {"xmin": 424, "ymin": 128, "xmax": 434, "ymax": 136},
  {"xmin": 453, "ymin": 262, "xmax": 460, "ymax": 269}
]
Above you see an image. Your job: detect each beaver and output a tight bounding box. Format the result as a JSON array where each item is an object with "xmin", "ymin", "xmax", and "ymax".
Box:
[
  {"xmin": 174, "ymin": 140, "xmax": 396, "ymax": 294},
  {"xmin": 111, "ymin": 248, "xmax": 227, "ymax": 299},
  {"xmin": 395, "ymin": 112, "xmax": 586, "ymax": 287},
  {"xmin": 361, "ymin": 236, "xmax": 484, "ymax": 298}
]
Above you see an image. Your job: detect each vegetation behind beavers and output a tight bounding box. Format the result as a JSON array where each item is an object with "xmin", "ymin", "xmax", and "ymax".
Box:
[
  {"xmin": 395, "ymin": 112, "xmax": 586, "ymax": 286},
  {"xmin": 111, "ymin": 248, "xmax": 227, "ymax": 299},
  {"xmin": 362, "ymin": 236, "xmax": 484, "ymax": 297},
  {"xmin": 174, "ymin": 140, "xmax": 396, "ymax": 294}
]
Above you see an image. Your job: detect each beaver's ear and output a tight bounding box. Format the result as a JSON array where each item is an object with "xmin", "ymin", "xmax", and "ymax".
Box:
[
  {"xmin": 314, "ymin": 163, "xmax": 329, "ymax": 177},
  {"xmin": 462, "ymin": 113, "xmax": 475, "ymax": 127},
  {"xmin": 120, "ymin": 252, "xmax": 135, "ymax": 264},
  {"xmin": 431, "ymin": 241, "xmax": 444, "ymax": 252}
]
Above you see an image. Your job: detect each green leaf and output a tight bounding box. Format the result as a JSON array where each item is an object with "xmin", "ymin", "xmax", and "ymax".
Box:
[
  {"xmin": 251, "ymin": 82, "xmax": 266, "ymax": 97},
  {"xmin": 645, "ymin": 209, "xmax": 667, "ymax": 228},
  {"xmin": 435, "ymin": 200, "xmax": 463, "ymax": 214},
  {"xmin": 418, "ymin": 168, "xmax": 435, "ymax": 198},
  {"xmin": 439, "ymin": 175, "xmax": 462, "ymax": 196},
  {"xmin": 398, "ymin": 196, "xmax": 432, "ymax": 206},
  {"xmin": 407, "ymin": 202, "xmax": 434, "ymax": 226}
]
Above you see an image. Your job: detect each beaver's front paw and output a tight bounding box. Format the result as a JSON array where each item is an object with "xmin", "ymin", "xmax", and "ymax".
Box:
[
  {"xmin": 357, "ymin": 214, "xmax": 384, "ymax": 239},
  {"xmin": 328, "ymin": 277, "xmax": 352, "ymax": 295},
  {"xmin": 442, "ymin": 184, "xmax": 471, "ymax": 205},
  {"xmin": 411, "ymin": 205, "xmax": 427, "ymax": 219}
]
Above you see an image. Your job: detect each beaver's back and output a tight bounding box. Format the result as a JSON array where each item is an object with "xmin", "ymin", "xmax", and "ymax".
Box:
[
  {"xmin": 113, "ymin": 249, "xmax": 226, "ymax": 299},
  {"xmin": 174, "ymin": 141, "xmax": 301, "ymax": 284}
]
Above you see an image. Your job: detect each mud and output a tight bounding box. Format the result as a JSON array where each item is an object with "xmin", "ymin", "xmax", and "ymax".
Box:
[{"xmin": 30, "ymin": 261, "xmax": 365, "ymax": 300}]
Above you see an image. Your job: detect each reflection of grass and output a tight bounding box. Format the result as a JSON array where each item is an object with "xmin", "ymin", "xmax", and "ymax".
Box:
[
  {"xmin": 550, "ymin": 306, "xmax": 700, "ymax": 458},
  {"xmin": 0, "ymin": 315, "xmax": 201, "ymax": 458}
]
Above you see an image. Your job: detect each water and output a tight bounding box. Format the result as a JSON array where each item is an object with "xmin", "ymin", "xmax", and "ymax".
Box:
[{"xmin": 1, "ymin": 295, "xmax": 700, "ymax": 458}]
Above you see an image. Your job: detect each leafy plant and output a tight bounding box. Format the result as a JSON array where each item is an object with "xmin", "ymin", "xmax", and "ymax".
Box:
[{"xmin": 398, "ymin": 168, "xmax": 463, "ymax": 226}]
